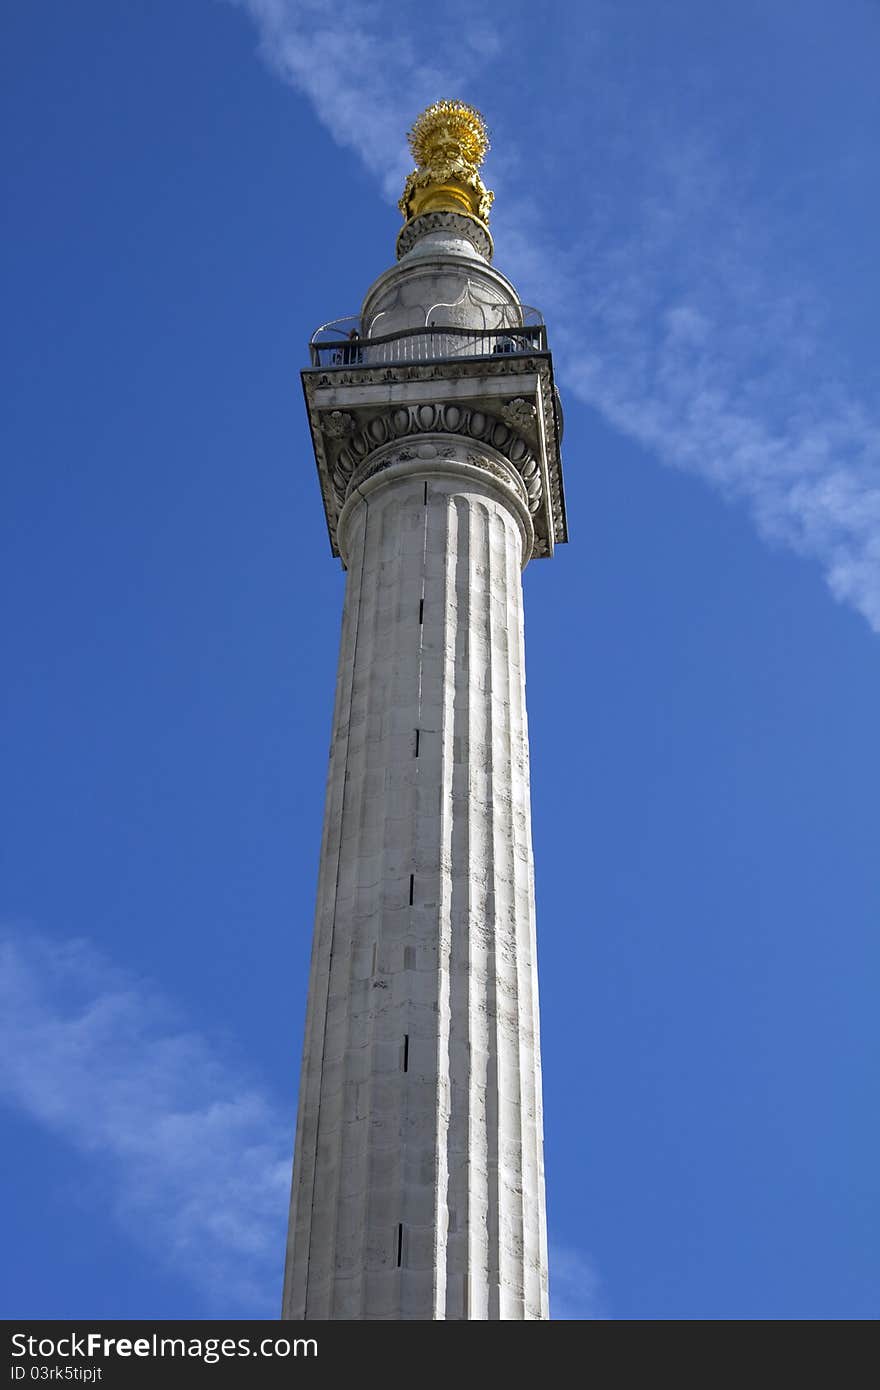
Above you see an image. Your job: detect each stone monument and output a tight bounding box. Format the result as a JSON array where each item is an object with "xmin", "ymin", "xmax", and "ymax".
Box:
[{"xmin": 282, "ymin": 101, "xmax": 567, "ymax": 1320}]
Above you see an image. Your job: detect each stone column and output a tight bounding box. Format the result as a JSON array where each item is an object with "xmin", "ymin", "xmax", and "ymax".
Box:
[{"xmin": 282, "ymin": 439, "xmax": 549, "ymax": 1320}]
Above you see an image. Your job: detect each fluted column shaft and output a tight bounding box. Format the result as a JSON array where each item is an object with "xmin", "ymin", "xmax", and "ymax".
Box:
[{"xmin": 283, "ymin": 445, "xmax": 548, "ymax": 1319}]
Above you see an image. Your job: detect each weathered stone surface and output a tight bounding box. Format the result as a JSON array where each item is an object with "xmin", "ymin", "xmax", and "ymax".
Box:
[
  {"xmin": 304, "ymin": 362, "xmax": 566, "ymax": 562},
  {"xmin": 282, "ymin": 448, "xmax": 549, "ymax": 1320},
  {"xmin": 362, "ymin": 242, "xmax": 520, "ymax": 340}
]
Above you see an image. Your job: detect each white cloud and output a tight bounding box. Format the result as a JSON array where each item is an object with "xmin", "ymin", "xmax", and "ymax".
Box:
[
  {"xmin": 2, "ymin": 928, "xmax": 604, "ymax": 1320},
  {"xmin": 228, "ymin": 0, "xmax": 499, "ymax": 201},
  {"xmin": 229, "ymin": 0, "xmax": 880, "ymax": 633},
  {"xmin": 512, "ymin": 141, "xmax": 880, "ymax": 633},
  {"xmin": 550, "ymin": 1244, "xmax": 605, "ymax": 1320},
  {"xmin": 0, "ymin": 929, "xmax": 290, "ymax": 1313}
]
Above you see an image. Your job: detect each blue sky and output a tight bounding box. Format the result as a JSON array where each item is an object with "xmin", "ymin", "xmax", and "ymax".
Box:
[{"xmin": 2, "ymin": 0, "xmax": 878, "ymax": 1320}]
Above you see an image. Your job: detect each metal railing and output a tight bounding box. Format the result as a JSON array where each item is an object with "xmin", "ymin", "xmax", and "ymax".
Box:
[{"xmin": 308, "ymin": 322, "xmax": 547, "ymax": 369}]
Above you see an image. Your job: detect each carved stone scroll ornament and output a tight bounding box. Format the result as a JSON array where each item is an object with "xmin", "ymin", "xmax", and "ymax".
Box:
[
  {"xmin": 319, "ymin": 410, "xmax": 355, "ymax": 439},
  {"xmin": 501, "ymin": 397, "xmax": 538, "ymax": 432}
]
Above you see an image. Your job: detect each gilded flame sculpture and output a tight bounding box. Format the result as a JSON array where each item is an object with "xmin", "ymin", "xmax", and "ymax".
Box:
[{"xmin": 398, "ymin": 100, "xmax": 495, "ymax": 232}]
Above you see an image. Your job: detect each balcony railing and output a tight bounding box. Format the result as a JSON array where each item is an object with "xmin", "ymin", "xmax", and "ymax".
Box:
[{"xmin": 308, "ymin": 322, "xmax": 548, "ymax": 369}]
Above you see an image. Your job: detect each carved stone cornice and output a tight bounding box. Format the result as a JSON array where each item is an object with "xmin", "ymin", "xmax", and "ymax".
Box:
[
  {"xmin": 324, "ymin": 400, "xmax": 542, "ymax": 518},
  {"xmin": 396, "ymin": 210, "xmax": 493, "ymax": 262},
  {"xmin": 302, "ymin": 353, "xmax": 567, "ymax": 564}
]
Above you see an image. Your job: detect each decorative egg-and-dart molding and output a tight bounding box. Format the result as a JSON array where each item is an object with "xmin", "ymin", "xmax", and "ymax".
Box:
[
  {"xmin": 321, "ymin": 400, "xmax": 543, "ymax": 516},
  {"xmin": 302, "ymin": 351, "xmax": 567, "ymax": 564}
]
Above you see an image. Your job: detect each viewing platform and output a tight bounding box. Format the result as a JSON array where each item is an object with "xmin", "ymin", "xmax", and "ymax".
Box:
[{"xmin": 308, "ymin": 312, "xmax": 547, "ymax": 369}]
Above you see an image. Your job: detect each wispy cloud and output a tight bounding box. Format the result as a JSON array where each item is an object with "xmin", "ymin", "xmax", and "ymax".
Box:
[
  {"xmin": 0, "ymin": 929, "xmax": 290, "ymax": 1313},
  {"xmin": 550, "ymin": 1244, "xmax": 606, "ymax": 1320},
  {"xmin": 229, "ymin": 0, "xmax": 880, "ymax": 632},
  {"xmin": 228, "ymin": 0, "xmax": 499, "ymax": 200},
  {"xmin": 2, "ymin": 928, "xmax": 601, "ymax": 1319},
  {"xmin": 513, "ymin": 143, "xmax": 880, "ymax": 634}
]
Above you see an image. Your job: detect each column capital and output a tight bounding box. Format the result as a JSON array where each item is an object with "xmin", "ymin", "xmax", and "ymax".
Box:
[
  {"xmin": 303, "ymin": 354, "xmax": 566, "ymax": 564},
  {"xmin": 336, "ymin": 434, "xmax": 536, "ymax": 568}
]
